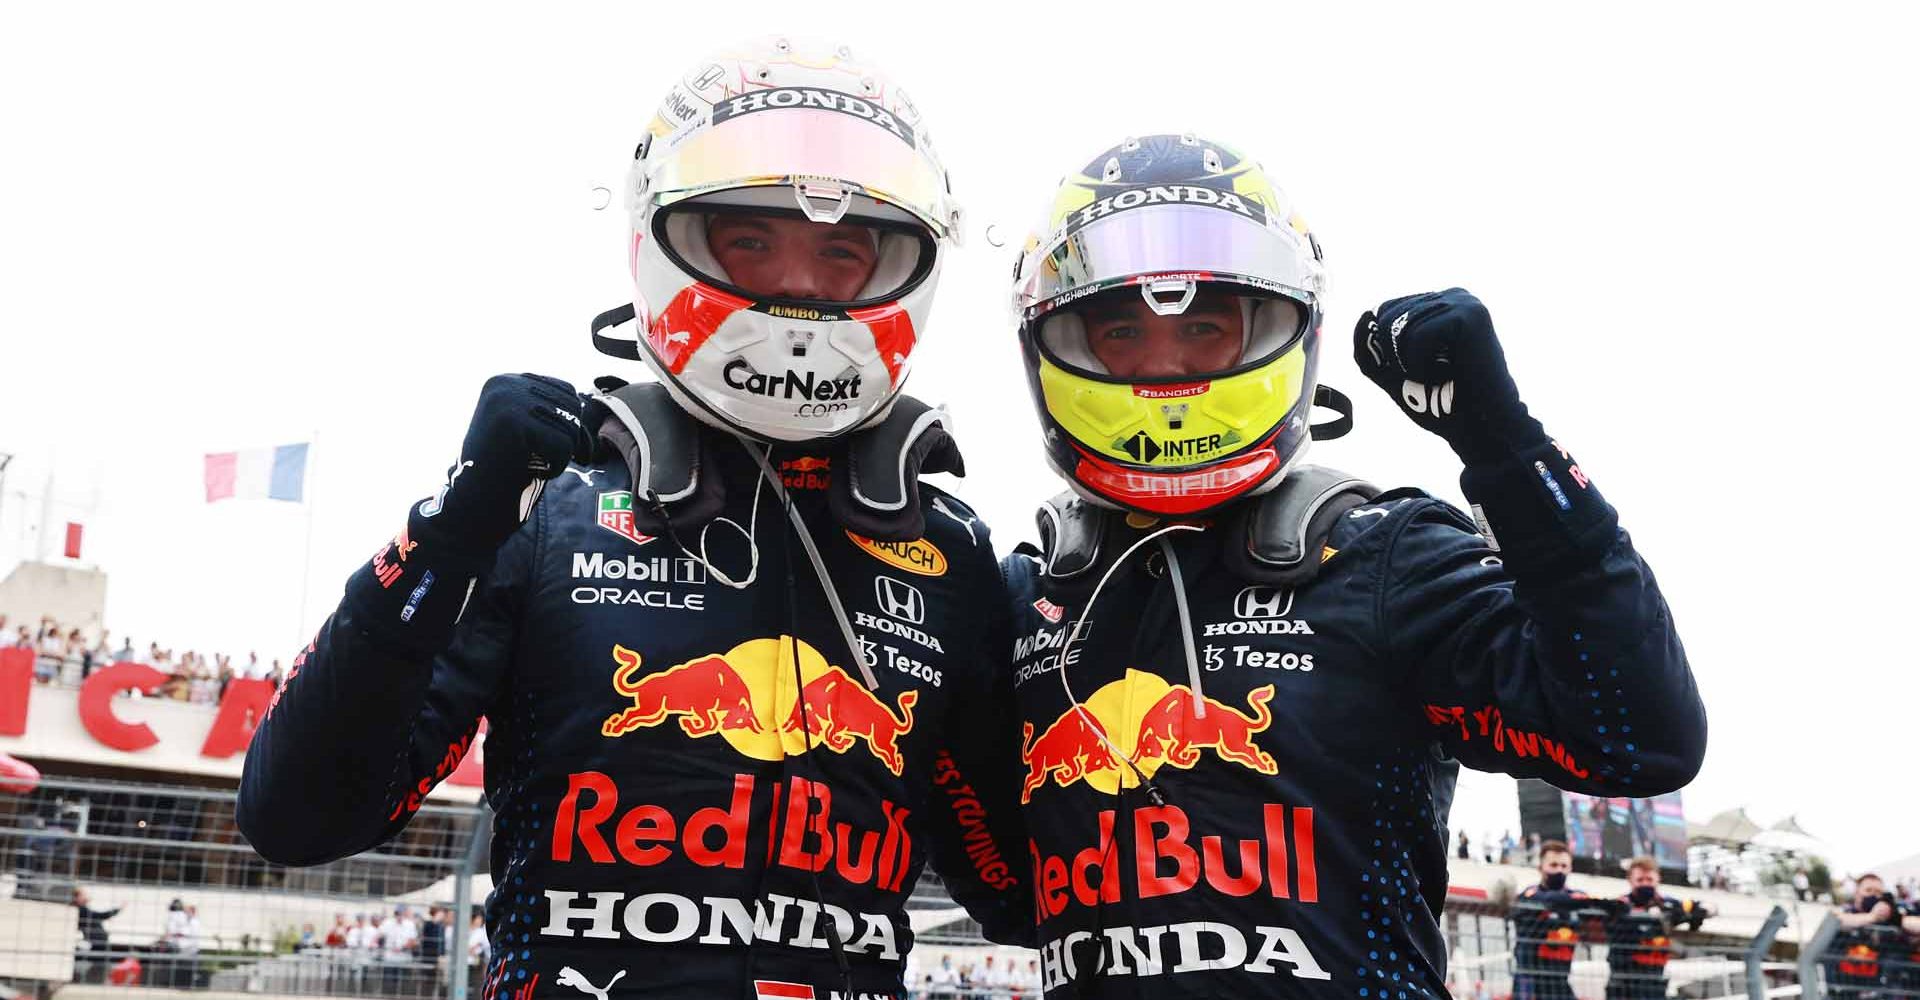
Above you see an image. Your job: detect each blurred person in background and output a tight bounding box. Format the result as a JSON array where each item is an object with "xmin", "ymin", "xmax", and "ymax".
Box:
[
  {"xmin": 346, "ymin": 913, "xmax": 376, "ymax": 994},
  {"xmin": 1513, "ymin": 842, "xmax": 1589, "ymax": 1000},
  {"xmin": 1829, "ymin": 874, "xmax": 1903, "ymax": 1000},
  {"xmin": 72, "ymin": 888, "xmax": 120, "ymax": 983},
  {"xmin": 928, "ymin": 954, "xmax": 960, "ymax": 998},
  {"xmin": 35, "ymin": 620, "xmax": 64, "ymax": 682},
  {"xmin": 326, "ymin": 913, "xmax": 350, "ymax": 949},
  {"xmin": 86, "ymin": 630, "xmax": 112, "ymax": 678},
  {"xmin": 465, "ymin": 911, "xmax": 488, "ymax": 992},
  {"xmin": 1601, "ymin": 857, "xmax": 1709, "ymax": 1000}
]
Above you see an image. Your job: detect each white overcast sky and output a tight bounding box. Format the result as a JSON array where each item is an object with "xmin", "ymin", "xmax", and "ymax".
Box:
[{"xmin": 2, "ymin": 4, "xmax": 1915, "ymax": 872}]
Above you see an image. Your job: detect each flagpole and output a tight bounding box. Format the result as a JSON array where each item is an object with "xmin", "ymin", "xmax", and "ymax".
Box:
[{"xmin": 296, "ymin": 430, "xmax": 318, "ymax": 649}]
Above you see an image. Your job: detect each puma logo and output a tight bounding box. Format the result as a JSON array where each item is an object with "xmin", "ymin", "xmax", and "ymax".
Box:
[
  {"xmin": 556, "ymin": 967, "xmax": 625, "ymax": 1000},
  {"xmin": 564, "ymin": 467, "xmax": 599, "ymax": 486},
  {"xmin": 930, "ymin": 496, "xmax": 978, "ymax": 545}
]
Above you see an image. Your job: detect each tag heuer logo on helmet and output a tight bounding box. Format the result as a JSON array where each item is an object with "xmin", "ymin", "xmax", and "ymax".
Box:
[
  {"xmin": 723, "ymin": 360, "xmax": 861, "ymax": 401},
  {"xmin": 596, "ymin": 491, "xmax": 656, "ymax": 548},
  {"xmin": 708, "ymin": 86, "xmax": 916, "ymax": 147},
  {"xmin": 1061, "ymin": 184, "xmax": 1269, "ymax": 239}
]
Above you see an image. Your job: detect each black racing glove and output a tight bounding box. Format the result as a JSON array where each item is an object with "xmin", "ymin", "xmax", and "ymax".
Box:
[
  {"xmin": 1352, "ymin": 287, "xmax": 1546, "ymax": 464},
  {"xmin": 1354, "ymin": 289, "xmax": 1617, "ymax": 576},
  {"xmin": 343, "ymin": 374, "xmax": 593, "ymax": 650},
  {"xmin": 411, "ymin": 374, "xmax": 595, "ymax": 554}
]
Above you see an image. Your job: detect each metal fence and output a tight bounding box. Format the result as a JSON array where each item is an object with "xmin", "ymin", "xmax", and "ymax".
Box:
[
  {"xmin": 1443, "ymin": 898, "xmax": 1805, "ymax": 1000},
  {"xmin": 0, "ymin": 774, "xmax": 1909, "ymax": 1000},
  {"xmin": 0, "ymin": 775, "xmax": 486, "ymax": 1000}
]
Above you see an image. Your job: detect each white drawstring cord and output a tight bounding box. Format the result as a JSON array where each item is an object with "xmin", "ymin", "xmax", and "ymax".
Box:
[
  {"xmin": 1053, "ymin": 523, "xmax": 1204, "ymax": 785},
  {"xmin": 1157, "ymin": 536, "xmax": 1207, "ymax": 718},
  {"xmin": 737, "ymin": 437, "xmax": 884, "ymax": 690},
  {"xmin": 666, "ymin": 471, "xmax": 766, "ymax": 590}
]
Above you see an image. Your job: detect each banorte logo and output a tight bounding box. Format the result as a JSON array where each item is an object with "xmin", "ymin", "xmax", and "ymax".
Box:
[
  {"xmin": 600, "ymin": 638, "xmax": 917, "ymax": 776},
  {"xmin": 1020, "ymin": 668, "xmax": 1276, "ymax": 804}
]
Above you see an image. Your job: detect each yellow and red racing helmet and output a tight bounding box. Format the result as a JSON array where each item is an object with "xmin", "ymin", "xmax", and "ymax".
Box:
[{"xmin": 1013, "ymin": 134, "xmax": 1331, "ymax": 516}]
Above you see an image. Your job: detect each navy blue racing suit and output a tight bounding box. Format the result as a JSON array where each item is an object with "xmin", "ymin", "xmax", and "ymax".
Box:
[
  {"xmin": 238, "ymin": 435, "xmax": 1031, "ymax": 1000},
  {"xmin": 1002, "ymin": 459, "xmax": 1705, "ymax": 998}
]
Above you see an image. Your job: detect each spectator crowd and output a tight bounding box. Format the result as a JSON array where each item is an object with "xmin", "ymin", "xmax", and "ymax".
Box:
[
  {"xmin": 902, "ymin": 952, "xmax": 1042, "ymax": 998},
  {"xmin": 3, "ymin": 613, "xmax": 283, "ymax": 702}
]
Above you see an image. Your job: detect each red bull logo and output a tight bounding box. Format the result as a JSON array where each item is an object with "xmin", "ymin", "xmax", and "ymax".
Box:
[
  {"xmin": 1630, "ymin": 935, "xmax": 1672, "ymax": 968},
  {"xmin": 600, "ymin": 638, "xmax": 915, "ymax": 775},
  {"xmin": 1019, "ymin": 668, "xmax": 1276, "ymax": 803},
  {"xmin": 1838, "ymin": 943, "xmax": 1879, "ymax": 978},
  {"xmin": 1537, "ymin": 926, "xmax": 1578, "ymax": 963},
  {"xmin": 778, "ymin": 456, "xmax": 831, "ymax": 491}
]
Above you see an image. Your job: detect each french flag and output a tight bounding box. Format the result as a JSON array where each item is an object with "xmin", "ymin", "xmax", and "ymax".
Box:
[{"xmin": 205, "ymin": 443, "xmax": 309, "ymax": 503}]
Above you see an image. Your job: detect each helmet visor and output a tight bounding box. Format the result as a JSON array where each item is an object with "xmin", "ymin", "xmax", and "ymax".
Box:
[
  {"xmin": 658, "ymin": 200, "xmax": 935, "ymax": 307},
  {"xmin": 1036, "ymin": 284, "xmax": 1305, "ymax": 382},
  {"xmin": 647, "ymin": 104, "xmax": 955, "ymax": 240},
  {"xmin": 1016, "ymin": 202, "xmax": 1319, "ymax": 316}
]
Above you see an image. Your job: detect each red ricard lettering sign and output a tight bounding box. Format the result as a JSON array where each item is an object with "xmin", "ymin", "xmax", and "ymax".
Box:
[{"xmin": 0, "ymin": 647, "xmax": 481, "ymax": 784}]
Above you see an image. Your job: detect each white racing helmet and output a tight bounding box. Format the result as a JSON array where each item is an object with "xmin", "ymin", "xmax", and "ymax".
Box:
[{"xmin": 624, "ymin": 37, "xmax": 964, "ymax": 442}]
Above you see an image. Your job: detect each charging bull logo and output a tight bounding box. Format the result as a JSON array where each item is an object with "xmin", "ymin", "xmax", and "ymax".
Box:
[
  {"xmin": 1630, "ymin": 935, "xmax": 1672, "ymax": 967},
  {"xmin": 1538, "ymin": 926, "xmax": 1579, "ymax": 963},
  {"xmin": 1020, "ymin": 668, "xmax": 1277, "ymax": 803},
  {"xmin": 1838, "ymin": 943, "xmax": 1879, "ymax": 978},
  {"xmin": 601, "ymin": 639, "xmax": 915, "ymax": 775}
]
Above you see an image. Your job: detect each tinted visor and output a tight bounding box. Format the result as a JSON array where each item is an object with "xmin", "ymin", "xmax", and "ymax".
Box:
[
  {"xmin": 1017, "ymin": 202, "xmax": 1318, "ymax": 316},
  {"xmin": 658, "ymin": 198, "xmax": 935, "ymax": 307},
  {"xmin": 1037, "ymin": 284, "xmax": 1305, "ymax": 381},
  {"xmin": 648, "ymin": 104, "xmax": 955, "ymax": 239}
]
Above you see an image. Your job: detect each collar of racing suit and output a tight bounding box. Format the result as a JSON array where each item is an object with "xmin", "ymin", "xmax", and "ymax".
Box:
[{"xmin": 587, "ymin": 380, "xmax": 963, "ymax": 542}]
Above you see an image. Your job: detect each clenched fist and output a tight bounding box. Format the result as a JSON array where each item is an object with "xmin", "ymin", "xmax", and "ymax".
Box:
[
  {"xmin": 414, "ymin": 374, "xmax": 595, "ymax": 553},
  {"xmin": 1353, "ymin": 288, "xmax": 1545, "ymax": 464}
]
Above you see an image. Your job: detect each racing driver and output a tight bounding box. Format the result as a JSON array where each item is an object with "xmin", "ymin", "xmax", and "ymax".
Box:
[
  {"xmin": 1000, "ymin": 133, "xmax": 1707, "ymax": 997},
  {"xmin": 239, "ymin": 38, "xmax": 1030, "ymax": 1000}
]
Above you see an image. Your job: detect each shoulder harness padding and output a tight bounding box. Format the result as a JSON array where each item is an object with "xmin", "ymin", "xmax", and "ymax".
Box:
[
  {"xmin": 830, "ymin": 395, "xmax": 964, "ymax": 542},
  {"xmin": 589, "ymin": 381, "xmax": 727, "ymax": 535},
  {"xmin": 586, "ymin": 381, "xmax": 963, "ymax": 541},
  {"xmin": 1220, "ymin": 465, "xmax": 1379, "ymax": 586},
  {"xmin": 1033, "ymin": 465, "xmax": 1378, "ymax": 588},
  {"xmin": 1034, "ymin": 491, "xmax": 1112, "ymax": 582}
]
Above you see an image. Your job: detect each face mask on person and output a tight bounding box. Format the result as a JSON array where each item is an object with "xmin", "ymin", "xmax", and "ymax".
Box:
[
  {"xmin": 1855, "ymin": 894, "xmax": 1880, "ymax": 913},
  {"xmin": 1629, "ymin": 886, "xmax": 1657, "ymax": 905},
  {"xmin": 1542, "ymin": 872, "xmax": 1568, "ymax": 891}
]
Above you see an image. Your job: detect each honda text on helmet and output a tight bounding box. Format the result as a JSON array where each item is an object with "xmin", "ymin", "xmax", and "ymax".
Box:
[
  {"xmin": 1013, "ymin": 134, "xmax": 1328, "ymax": 516},
  {"xmin": 625, "ymin": 38, "xmax": 963, "ymax": 442}
]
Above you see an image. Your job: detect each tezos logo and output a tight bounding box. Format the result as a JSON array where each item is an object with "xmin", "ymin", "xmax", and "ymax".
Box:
[
  {"xmin": 723, "ymin": 360, "xmax": 860, "ymax": 401},
  {"xmin": 873, "ymin": 576, "xmax": 926, "ymax": 625}
]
